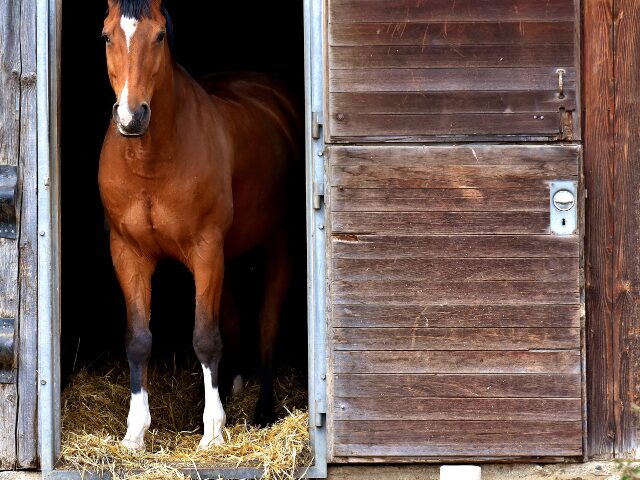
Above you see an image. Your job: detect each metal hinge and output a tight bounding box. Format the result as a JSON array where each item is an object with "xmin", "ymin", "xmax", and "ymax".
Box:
[
  {"xmin": 313, "ymin": 180, "xmax": 325, "ymax": 210},
  {"xmin": 0, "ymin": 318, "xmax": 16, "ymax": 384},
  {"xmin": 315, "ymin": 399, "xmax": 327, "ymax": 427},
  {"xmin": 312, "ymin": 111, "xmax": 324, "ymax": 140},
  {"xmin": 0, "ymin": 165, "xmax": 18, "ymax": 239}
]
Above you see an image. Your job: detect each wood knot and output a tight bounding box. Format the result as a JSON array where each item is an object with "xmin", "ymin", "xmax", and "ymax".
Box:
[
  {"xmin": 336, "ymin": 113, "xmax": 345, "ymax": 121},
  {"xmin": 21, "ymin": 72, "xmax": 37, "ymax": 86}
]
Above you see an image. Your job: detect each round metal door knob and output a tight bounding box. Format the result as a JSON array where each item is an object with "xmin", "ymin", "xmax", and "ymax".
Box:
[{"xmin": 553, "ymin": 189, "xmax": 575, "ymax": 211}]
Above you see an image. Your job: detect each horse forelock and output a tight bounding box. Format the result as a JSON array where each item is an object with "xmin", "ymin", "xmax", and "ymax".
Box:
[
  {"xmin": 111, "ymin": 0, "xmax": 152, "ymax": 20},
  {"xmin": 109, "ymin": 0, "xmax": 174, "ymax": 49}
]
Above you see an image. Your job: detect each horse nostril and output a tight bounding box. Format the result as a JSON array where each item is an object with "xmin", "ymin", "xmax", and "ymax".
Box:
[
  {"xmin": 136, "ymin": 103, "xmax": 151, "ymax": 123},
  {"xmin": 112, "ymin": 103, "xmax": 120, "ymax": 121}
]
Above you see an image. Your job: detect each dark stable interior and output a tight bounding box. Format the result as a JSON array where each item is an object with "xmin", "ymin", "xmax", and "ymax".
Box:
[{"xmin": 60, "ymin": 1, "xmax": 306, "ymax": 393}]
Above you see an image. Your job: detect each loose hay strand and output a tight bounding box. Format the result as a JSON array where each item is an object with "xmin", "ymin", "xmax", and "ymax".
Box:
[{"xmin": 60, "ymin": 363, "xmax": 312, "ymax": 480}]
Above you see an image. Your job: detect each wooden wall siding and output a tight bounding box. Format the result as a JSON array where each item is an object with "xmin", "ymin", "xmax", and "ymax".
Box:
[
  {"xmin": 326, "ymin": 0, "xmax": 580, "ymax": 142},
  {"xmin": 327, "ymin": 145, "xmax": 583, "ymax": 460},
  {"xmin": 584, "ymin": 0, "xmax": 640, "ymax": 459},
  {"xmin": 612, "ymin": 0, "xmax": 640, "ymax": 457},
  {"xmin": 0, "ymin": 0, "xmax": 38, "ymax": 469}
]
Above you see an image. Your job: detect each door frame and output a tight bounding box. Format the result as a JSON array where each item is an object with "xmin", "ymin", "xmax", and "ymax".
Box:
[{"xmin": 35, "ymin": 0, "xmax": 328, "ymax": 477}]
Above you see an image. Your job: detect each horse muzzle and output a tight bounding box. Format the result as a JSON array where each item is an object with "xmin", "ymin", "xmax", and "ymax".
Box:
[{"xmin": 112, "ymin": 102, "xmax": 151, "ymax": 137}]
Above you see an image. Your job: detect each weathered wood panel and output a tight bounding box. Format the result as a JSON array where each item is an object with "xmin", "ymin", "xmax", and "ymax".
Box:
[
  {"xmin": 333, "ymin": 374, "xmax": 582, "ymax": 398},
  {"xmin": 334, "ymin": 351, "xmax": 581, "ymax": 374},
  {"xmin": 333, "ymin": 257, "xmax": 578, "ymax": 281},
  {"xmin": 330, "ymin": 91, "xmax": 577, "ymax": 115},
  {"xmin": 330, "ymin": 68, "xmax": 576, "ymax": 93},
  {"xmin": 332, "ymin": 211, "xmax": 553, "ymax": 235},
  {"xmin": 330, "ymin": 145, "xmax": 581, "ymax": 165},
  {"xmin": 0, "ymin": 0, "xmax": 22, "ymax": 469},
  {"xmin": 329, "ymin": 113, "xmax": 563, "ymax": 138},
  {"xmin": 333, "ymin": 235, "xmax": 580, "ymax": 259},
  {"xmin": 330, "ymin": 45, "xmax": 574, "ymax": 68},
  {"xmin": 329, "ymin": 21, "xmax": 576, "ymax": 46},
  {"xmin": 613, "ymin": 0, "xmax": 640, "ymax": 457},
  {"xmin": 333, "ymin": 280, "xmax": 579, "ymax": 305},
  {"xmin": 333, "ymin": 304, "xmax": 581, "ymax": 328},
  {"xmin": 329, "ymin": 0, "xmax": 576, "ymax": 22},
  {"xmin": 16, "ymin": 0, "xmax": 38, "ymax": 467},
  {"xmin": 333, "ymin": 421, "xmax": 583, "ymax": 457},
  {"xmin": 331, "ymin": 188, "xmax": 550, "ymax": 212},
  {"xmin": 333, "ymin": 327, "xmax": 581, "ymax": 351},
  {"xmin": 331, "ymin": 165, "xmax": 577, "ymax": 189},
  {"xmin": 334, "ymin": 398, "xmax": 582, "ymax": 421},
  {"xmin": 326, "ymin": 0, "xmax": 579, "ymax": 141},
  {"xmin": 327, "ymin": 145, "xmax": 583, "ymax": 461},
  {"xmin": 583, "ymin": 0, "xmax": 615, "ymax": 459}
]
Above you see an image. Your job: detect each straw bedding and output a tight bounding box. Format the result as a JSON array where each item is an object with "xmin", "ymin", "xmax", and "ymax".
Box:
[{"xmin": 59, "ymin": 362, "xmax": 311, "ymax": 480}]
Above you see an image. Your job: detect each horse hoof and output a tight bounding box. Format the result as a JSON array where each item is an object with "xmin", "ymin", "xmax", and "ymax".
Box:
[
  {"xmin": 253, "ymin": 407, "xmax": 276, "ymax": 428},
  {"xmin": 197, "ymin": 435, "xmax": 224, "ymax": 450},
  {"xmin": 231, "ymin": 375, "xmax": 244, "ymax": 397},
  {"xmin": 121, "ymin": 437, "xmax": 145, "ymax": 451}
]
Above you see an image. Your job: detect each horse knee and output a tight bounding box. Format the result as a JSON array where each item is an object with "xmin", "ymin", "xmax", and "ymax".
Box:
[
  {"xmin": 193, "ymin": 326, "xmax": 223, "ymax": 366},
  {"xmin": 126, "ymin": 329, "xmax": 152, "ymax": 365}
]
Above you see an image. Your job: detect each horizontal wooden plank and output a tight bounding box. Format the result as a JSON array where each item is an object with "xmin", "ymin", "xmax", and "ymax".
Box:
[
  {"xmin": 333, "ymin": 304, "xmax": 582, "ymax": 328},
  {"xmin": 329, "ymin": 0, "xmax": 577, "ymax": 23},
  {"xmin": 329, "ymin": 144, "xmax": 581, "ymax": 166},
  {"xmin": 333, "ymin": 327, "xmax": 580, "ymax": 351},
  {"xmin": 331, "ymin": 166, "xmax": 576, "ymax": 189},
  {"xmin": 329, "ymin": 21, "xmax": 576, "ymax": 46},
  {"xmin": 329, "ymin": 91, "xmax": 577, "ymax": 115},
  {"xmin": 329, "ymin": 113, "xmax": 561, "ymax": 137},
  {"xmin": 332, "ymin": 235, "xmax": 580, "ymax": 259},
  {"xmin": 331, "ymin": 188, "xmax": 549, "ymax": 212},
  {"xmin": 333, "ymin": 421, "xmax": 582, "ymax": 457},
  {"xmin": 333, "ymin": 257, "xmax": 577, "ymax": 281},
  {"xmin": 330, "ymin": 68, "xmax": 576, "ymax": 92},
  {"xmin": 333, "ymin": 351, "xmax": 581, "ymax": 374},
  {"xmin": 330, "ymin": 45, "xmax": 575, "ymax": 69},
  {"xmin": 333, "ymin": 373, "xmax": 582, "ymax": 398},
  {"xmin": 334, "ymin": 397, "xmax": 582, "ymax": 421},
  {"xmin": 331, "ymin": 211, "xmax": 553, "ymax": 234},
  {"xmin": 334, "ymin": 280, "xmax": 579, "ymax": 304}
]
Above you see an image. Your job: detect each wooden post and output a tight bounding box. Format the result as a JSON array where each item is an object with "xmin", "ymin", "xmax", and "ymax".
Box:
[
  {"xmin": 584, "ymin": 0, "xmax": 616, "ymax": 459},
  {"xmin": 613, "ymin": 0, "xmax": 640, "ymax": 457},
  {"xmin": 0, "ymin": 0, "xmax": 39, "ymax": 469}
]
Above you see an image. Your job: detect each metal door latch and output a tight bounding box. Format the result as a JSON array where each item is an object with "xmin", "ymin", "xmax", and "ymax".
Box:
[
  {"xmin": 549, "ymin": 180, "xmax": 577, "ymax": 235},
  {"xmin": 0, "ymin": 165, "xmax": 18, "ymax": 239},
  {"xmin": 0, "ymin": 318, "xmax": 16, "ymax": 384},
  {"xmin": 556, "ymin": 69, "xmax": 566, "ymax": 99}
]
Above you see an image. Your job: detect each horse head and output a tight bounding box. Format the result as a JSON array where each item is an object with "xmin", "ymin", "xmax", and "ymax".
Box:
[{"xmin": 103, "ymin": 0, "xmax": 173, "ymax": 137}]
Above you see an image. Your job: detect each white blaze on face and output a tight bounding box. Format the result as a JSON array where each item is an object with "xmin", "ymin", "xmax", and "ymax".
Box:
[
  {"xmin": 198, "ymin": 365, "xmax": 226, "ymax": 449},
  {"xmin": 117, "ymin": 16, "xmax": 138, "ymax": 128},
  {"xmin": 121, "ymin": 389, "xmax": 151, "ymax": 450}
]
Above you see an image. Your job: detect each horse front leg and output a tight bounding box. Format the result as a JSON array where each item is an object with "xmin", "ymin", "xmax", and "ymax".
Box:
[
  {"xmin": 191, "ymin": 236, "xmax": 226, "ymax": 450},
  {"xmin": 110, "ymin": 234, "xmax": 156, "ymax": 450}
]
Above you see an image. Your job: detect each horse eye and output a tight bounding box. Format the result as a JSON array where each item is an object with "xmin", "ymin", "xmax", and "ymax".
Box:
[
  {"xmin": 102, "ymin": 32, "xmax": 112, "ymax": 44},
  {"xmin": 156, "ymin": 31, "xmax": 166, "ymax": 43}
]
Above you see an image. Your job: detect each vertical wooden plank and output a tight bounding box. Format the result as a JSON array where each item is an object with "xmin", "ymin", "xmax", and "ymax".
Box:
[
  {"xmin": 584, "ymin": 0, "xmax": 616, "ymax": 459},
  {"xmin": 0, "ymin": 0, "xmax": 22, "ymax": 469},
  {"xmin": 613, "ymin": 0, "xmax": 640, "ymax": 457},
  {"xmin": 16, "ymin": 0, "xmax": 38, "ymax": 468}
]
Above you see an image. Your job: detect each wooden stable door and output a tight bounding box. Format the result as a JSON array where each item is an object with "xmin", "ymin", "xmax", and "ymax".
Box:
[{"xmin": 324, "ymin": 0, "xmax": 583, "ymax": 462}]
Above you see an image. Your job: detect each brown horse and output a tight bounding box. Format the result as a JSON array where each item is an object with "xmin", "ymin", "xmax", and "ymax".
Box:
[{"xmin": 98, "ymin": 0, "xmax": 300, "ymax": 450}]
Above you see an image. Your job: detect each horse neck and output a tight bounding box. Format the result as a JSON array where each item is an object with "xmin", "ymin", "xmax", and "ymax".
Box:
[{"xmin": 117, "ymin": 60, "xmax": 181, "ymax": 176}]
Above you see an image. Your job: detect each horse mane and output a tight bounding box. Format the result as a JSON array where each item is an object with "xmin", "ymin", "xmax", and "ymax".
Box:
[
  {"xmin": 112, "ymin": 0, "xmax": 152, "ymax": 19},
  {"xmin": 110, "ymin": 0, "xmax": 174, "ymax": 49}
]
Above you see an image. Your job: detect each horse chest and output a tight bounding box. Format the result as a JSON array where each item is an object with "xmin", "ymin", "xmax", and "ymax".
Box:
[{"xmin": 117, "ymin": 193, "xmax": 185, "ymax": 244}]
